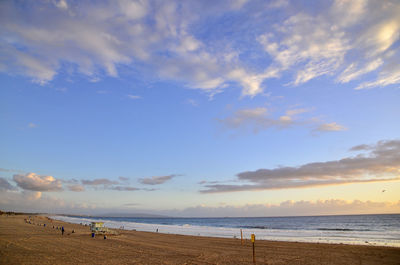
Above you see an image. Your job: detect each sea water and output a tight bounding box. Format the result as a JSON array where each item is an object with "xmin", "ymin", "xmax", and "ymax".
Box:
[{"xmin": 52, "ymin": 214, "xmax": 400, "ymax": 247}]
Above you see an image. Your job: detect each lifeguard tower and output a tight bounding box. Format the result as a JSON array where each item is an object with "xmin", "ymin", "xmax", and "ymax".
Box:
[{"xmin": 90, "ymin": 222, "xmax": 109, "ymax": 234}]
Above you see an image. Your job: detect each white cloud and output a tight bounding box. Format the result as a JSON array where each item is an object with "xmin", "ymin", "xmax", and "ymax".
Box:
[
  {"xmin": 117, "ymin": 0, "xmax": 148, "ymax": 20},
  {"xmin": 361, "ymin": 19, "xmax": 400, "ymax": 56},
  {"xmin": 331, "ymin": 0, "xmax": 367, "ymax": 27},
  {"xmin": 0, "ymin": 1, "xmax": 289, "ymax": 95},
  {"xmin": 13, "ymin": 173, "xmax": 63, "ymax": 192},
  {"xmin": 54, "ymin": 0, "xmax": 68, "ymax": 10},
  {"xmin": 227, "ymin": 68, "xmax": 275, "ymax": 97},
  {"xmin": 356, "ymin": 63, "xmax": 400, "ymax": 90},
  {"xmin": 258, "ymin": 13, "xmax": 348, "ymax": 86},
  {"xmin": 258, "ymin": 0, "xmax": 400, "ymax": 89},
  {"xmin": 1, "ymin": 0, "xmax": 399, "ymax": 95},
  {"xmin": 337, "ymin": 59, "xmax": 383, "ymax": 83}
]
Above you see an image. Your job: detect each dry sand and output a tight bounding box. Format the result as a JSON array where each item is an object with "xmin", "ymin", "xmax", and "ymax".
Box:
[{"xmin": 1, "ymin": 215, "xmax": 399, "ymax": 265}]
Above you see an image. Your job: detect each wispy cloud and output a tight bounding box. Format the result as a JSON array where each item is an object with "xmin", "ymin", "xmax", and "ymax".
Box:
[
  {"xmin": 28, "ymin": 123, "xmax": 38, "ymax": 128},
  {"xmin": 185, "ymin": 99, "xmax": 198, "ymax": 107},
  {"xmin": 315, "ymin": 122, "xmax": 347, "ymax": 132},
  {"xmin": 201, "ymin": 139, "xmax": 400, "ymax": 193},
  {"xmin": 258, "ymin": 13, "xmax": 348, "ymax": 86},
  {"xmin": 80, "ymin": 178, "xmax": 139, "ymax": 191},
  {"xmin": 139, "ymin": 174, "xmax": 177, "ymax": 185},
  {"xmin": 218, "ymin": 107, "xmax": 345, "ymax": 133},
  {"xmin": 123, "ymin": 202, "xmax": 140, "ymax": 207},
  {"xmin": 2, "ymin": 1, "xmax": 398, "ymax": 96},
  {"xmin": 110, "ymin": 186, "xmax": 139, "ymax": 191},
  {"xmin": 258, "ymin": 0, "xmax": 400, "ymax": 89},
  {"xmin": 127, "ymin": 94, "xmax": 142, "ymax": 100},
  {"xmin": 0, "ymin": 168, "xmax": 25, "ymax": 173},
  {"xmin": 81, "ymin": 178, "xmax": 119, "ymax": 186}
]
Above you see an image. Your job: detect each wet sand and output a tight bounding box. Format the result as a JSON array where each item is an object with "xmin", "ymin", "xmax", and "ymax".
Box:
[{"xmin": 1, "ymin": 215, "xmax": 399, "ymax": 264}]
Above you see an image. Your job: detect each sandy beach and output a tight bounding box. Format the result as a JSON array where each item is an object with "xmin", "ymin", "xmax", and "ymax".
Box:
[{"xmin": 1, "ymin": 215, "xmax": 399, "ymax": 265}]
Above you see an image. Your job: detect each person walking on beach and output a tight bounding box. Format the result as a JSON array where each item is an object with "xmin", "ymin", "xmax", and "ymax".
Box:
[{"xmin": 61, "ymin": 226, "xmax": 65, "ymax": 235}]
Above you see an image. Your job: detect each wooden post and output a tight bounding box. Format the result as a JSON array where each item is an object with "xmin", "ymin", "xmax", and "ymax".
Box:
[
  {"xmin": 240, "ymin": 229, "xmax": 243, "ymax": 245},
  {"xmin": 251, "ymin": 234, "xmax": 256, "ymax": 264}
]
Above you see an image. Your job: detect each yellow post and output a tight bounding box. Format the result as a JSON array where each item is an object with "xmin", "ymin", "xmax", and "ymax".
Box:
[
  {"xmin": 251, "ymin": 234, "xmax": 256, "ymax": 264},
  {"xmin": 240, "ymin": 229, "xmax": 243, "ymax": 245}
]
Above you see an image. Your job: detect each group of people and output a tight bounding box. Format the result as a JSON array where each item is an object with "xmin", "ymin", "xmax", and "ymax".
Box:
[{"xmin": 24, "ymin": 217, "xmax": 67, "ymax": 235}]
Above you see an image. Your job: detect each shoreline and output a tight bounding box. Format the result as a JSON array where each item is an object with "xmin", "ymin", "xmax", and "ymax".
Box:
[
  {"xmin": 1, "ymin": 214, "xmax": 400, "ymax": 264},
  {"xmin": 52, "ymin": 214, "xmax": 400, "ymax": 248}
]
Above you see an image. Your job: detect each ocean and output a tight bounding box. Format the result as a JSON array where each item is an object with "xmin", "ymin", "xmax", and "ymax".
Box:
[{"xmin": 52, "ymin": 214, "xmax": 400, "ymax": 247}]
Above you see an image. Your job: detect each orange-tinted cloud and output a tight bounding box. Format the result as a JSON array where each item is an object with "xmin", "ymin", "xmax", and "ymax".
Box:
[{"xmin": 202, "ymin": 139, "xmax": 400, "ymax": 193}]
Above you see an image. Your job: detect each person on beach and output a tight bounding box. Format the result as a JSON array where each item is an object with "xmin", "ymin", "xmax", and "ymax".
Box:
[{"xmin": 61, "ymin": 226, "xmax": 65, "ymax": 235}]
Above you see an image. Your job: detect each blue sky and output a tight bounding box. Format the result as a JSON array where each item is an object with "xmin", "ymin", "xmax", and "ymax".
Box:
[{"xmin": 1, "ymin": 0, "xmax": 400, "ymax": 217}]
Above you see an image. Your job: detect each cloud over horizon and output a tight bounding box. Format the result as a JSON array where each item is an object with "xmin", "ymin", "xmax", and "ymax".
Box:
[
  {"xmin": 110, "ymin": 186, "xmax": 140, "ymax": 191},
  {"xmin": 13, "ymin": 173, "xmax": 63, "ymax": 192},
  {"xmin": 67, "ymin": 184, "xmax": 85, "ymax": 192},
  {"xmin": 0, "ymin": 189, "xmax": 96, "ymax": 215},
  {"xmin": 81, "ymin": 178, "xmax": 139, "ymax": 191},
  {"xmin": 139, "ymin": 174, "xmax": 177, "ymax": 185},
  {"xmin": 201, "ymin": 139, "xmax": 400, "ymax": 193},
  {"xmin": 0, "ymin": 177, "xmax": 16, "ymax": 191},
  {"xmin": 172, "ymin": 199, "xmax": 400, "ymax": 217},
  {"xmin": 1, "ymin": 187, "xmax": 398, "ymax": 217}
]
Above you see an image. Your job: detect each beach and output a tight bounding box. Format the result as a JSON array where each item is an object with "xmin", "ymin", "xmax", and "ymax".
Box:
[{"xmin": 1, "ymin": 215, "xmax": 399, "ymax": 264}]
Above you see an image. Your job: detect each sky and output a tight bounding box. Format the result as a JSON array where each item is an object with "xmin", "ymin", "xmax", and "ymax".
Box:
[{"xmin": 0, "ymin": 0, "xmax": 400, "ymax": 217}]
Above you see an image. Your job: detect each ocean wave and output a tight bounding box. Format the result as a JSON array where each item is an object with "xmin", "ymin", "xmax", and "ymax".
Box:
[
  {"xmin": 50, "ymin": 215, "xmax": 400, "ymax": 247},
  {"xmin": 317, "ymin": 228, "xmax": 371, "ymax": 232},
  {"xmin": 240, "ymin": 225, "xmax": 269, "ymax": 229}
]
